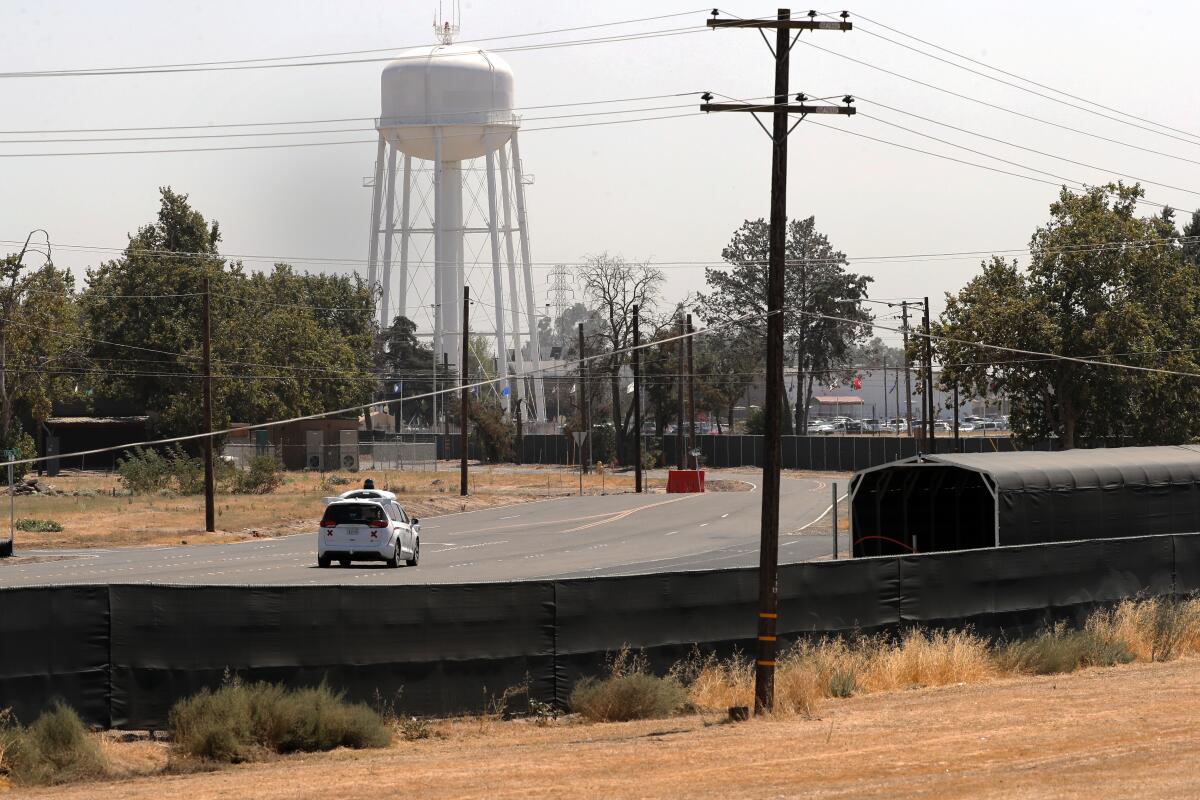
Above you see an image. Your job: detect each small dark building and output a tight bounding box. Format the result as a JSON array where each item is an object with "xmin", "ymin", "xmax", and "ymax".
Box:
[
  {"xmin": 849, "ymin": 446, "xmax": 1200, "ymax": 557},
  {"xmin": 43, "ymin": 416, "xmax": 150, "ymax": 472}
]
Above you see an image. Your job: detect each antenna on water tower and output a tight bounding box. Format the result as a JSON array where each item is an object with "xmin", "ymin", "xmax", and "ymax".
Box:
[{"xmin": 434, "ymin": 1, "xmax": 461, "ymax": 44}]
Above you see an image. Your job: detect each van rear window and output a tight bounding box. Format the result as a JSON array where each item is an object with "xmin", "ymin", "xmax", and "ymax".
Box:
[{"xmin": 324, "ymin": 504, "xmax": 384, "ymax": 524}]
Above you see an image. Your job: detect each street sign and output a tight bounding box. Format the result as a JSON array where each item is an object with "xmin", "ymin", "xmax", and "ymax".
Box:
[
  {"xmin": 689, "ymin": 448, "xmax": 702, "ymax": 457},
  {"xmin": 3, "ymin": 450, "xmax": 15, "ymax": 461},
  {"xmin": 572, "ymin": 431, "xmax": 588, "ymax": 446}
]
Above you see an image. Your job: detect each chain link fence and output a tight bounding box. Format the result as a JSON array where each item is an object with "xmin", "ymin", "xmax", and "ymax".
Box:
[{"xmin": 221, "ymin": 442, "xmax": 436, "ymax": 472}]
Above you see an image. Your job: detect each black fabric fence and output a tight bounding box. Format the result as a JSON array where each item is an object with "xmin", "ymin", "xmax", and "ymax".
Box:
[{"xmin": 2, "ymin": 532, "xmax": 1194, "ymax": 728}]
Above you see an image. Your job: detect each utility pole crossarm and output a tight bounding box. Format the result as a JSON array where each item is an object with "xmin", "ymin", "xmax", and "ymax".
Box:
[
  {"xmin": 700, "ymin": 103, "xmax": 856, "ymax": 115},
  {"xmin": 706, "ymin": 19, "xmax": 851, "ymax": 31}
]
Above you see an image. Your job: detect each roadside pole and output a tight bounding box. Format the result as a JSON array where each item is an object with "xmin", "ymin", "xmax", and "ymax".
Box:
[
  {"xmin": 201, "ymin": 275, "xmax": 215, "ymax": 533},
  {"xmin": 831, "ymin": 481, "xmax": 838, "ymax": 560},
  {"xmin": 4, "ymin": 449, "xmax": 14, "ymax": 557},
  {"xmin": 632, "ymin": 304, "xmax": 643, "ymax": 493},
  {"xmin": 579, "ymin": 323, "xmax": 591, "ymax": 473},
  {"xmin": 676, "ymin": 313, "xmax": 685, "ymax": 470},
  {"xmin": 953, "ymin": 381, "xmax": 961, "ymax": 452},
  {"xmin": 460, "ymin": 287, "xmax": 469, "ymax": 497},
  {"xmin": 686, "ymin": 313, "xmax": 697, "ymax": 469},
  {"xmin": 923, "ymin": 296, "xmax": 934, "ymax": 444},
  {"xmin": 702, "ymin": 7, "xmax": 856, "ymax": 716},
  {"xmin": 572, "ymin": 431, "xmax": 587, "ymax": 496}
]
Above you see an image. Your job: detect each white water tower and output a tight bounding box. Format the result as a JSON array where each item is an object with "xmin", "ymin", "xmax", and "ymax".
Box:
[{"xmin": 366, "ymin": 19, "xmax": 545, "ymax": 421}]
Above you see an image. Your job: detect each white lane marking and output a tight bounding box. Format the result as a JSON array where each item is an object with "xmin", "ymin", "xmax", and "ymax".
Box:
[
  {"xmin": 665, "ymin": 530, "xmax": 679, "ymax": 536},
  {"xmin": 699, "ymin": 522, "xmax": 709, "ymax": 528},
  {"xmin": 798, "ymin": 494, "xmax": 849, "ymax": 531},
  {"xmin": 434, "ymin": 540, "xmax": 509, "ymax": 552},
  {"xmin": 720, "ymin": 513, "xmax": 729, "ymax": 519},
  {"xmin": 498, "ymin": 514, "xmax": 521, "ymax": 520}
]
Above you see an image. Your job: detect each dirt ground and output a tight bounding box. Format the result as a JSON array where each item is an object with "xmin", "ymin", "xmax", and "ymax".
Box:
[
  {"xmin": 13, "ymin": 658, "xmax": 1200, "ymax": 799},
  {"xmin": 0, "ymin": 465, "xmax": 673, "ymax": 550}
]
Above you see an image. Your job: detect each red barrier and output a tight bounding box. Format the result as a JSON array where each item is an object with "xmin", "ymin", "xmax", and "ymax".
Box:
[{"xmin": 666, "ymin": 469, "xmax": 705, "ymax": 493}]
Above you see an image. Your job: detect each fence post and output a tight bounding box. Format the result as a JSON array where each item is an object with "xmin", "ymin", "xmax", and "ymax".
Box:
[{"xmin": 831, "ymin": 481, "xmax": 838, "ymax": 560}]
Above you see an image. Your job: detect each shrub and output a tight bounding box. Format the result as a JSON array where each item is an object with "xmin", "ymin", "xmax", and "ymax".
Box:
[
  {"xmin": 570, "ymin": 649, "xmax": 687, "ymax": 722},
  {"xmin": 827, "ymin": 669, "xmax": 857, "ymax": 698},
  {"xmin": 116, "ymin": 447, "xmax": 173, "ymax": 494},
  {"xmin": 116, "ymin": 444, "xmax": 205, "ymax": 495},
  {"xmin": 168, "ymin": 678, "xmax": 391, "ymax": 763},
  {"xmin": 230, "ymin": 455, "xmax": 282, "ymax": 495},
  {"xmin": 0, "ymin": 703, "xmax": 109, "ymax": 786},
  {"xmin": 14, "ymin": 518, "xmax": 63, "ymax": 533},
  {"xmin": 995, "ymin": 622, "xmax": 1134, "ymax": 675}
]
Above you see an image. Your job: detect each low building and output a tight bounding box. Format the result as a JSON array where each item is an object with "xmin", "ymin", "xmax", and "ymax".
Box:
[
  {"xmin": 43, "ymin": 416, "xmax": 150, "ymax": 473},
  {"xmin": 227, "ymin": 418, "xmax": 360, "ymax": 471}
]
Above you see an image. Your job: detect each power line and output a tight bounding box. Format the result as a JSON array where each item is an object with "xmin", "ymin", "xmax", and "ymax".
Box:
[
  {"xmin": 849, "ymin": 12, "xmax": 1200, "ymax": 145},
  {"xmin": 0, "ymin": 94, "xmax": 727, "ymax": 145},
  {"xmin": 0, "ymin": 108, "xmax": 702, "ymax": 158},
  {"xmin": 845, "ymin": 15, "xmax": 1200, "ymax": 149},
  {"xmin": 806, "ymin": 117, "xmax": 1182, "ymax": 213},
  {"xmin": 2, "ymin": 9, "xmax": 708, "ymax": 77},
  {"xmin": 859, "ymin": 98, "xmax": 1200, "ymax": 199},
  {"xmin": 0, "ymin": 303, "xmax": 778, "ymax": 469},
  {"xmin": 0, "ymin": 91, "xmax": 701, "ymax": 137},
  {"xmin": 0, "ymin": 24, "xmax": 708, "ymax": 79},
  {"xmin": 797, "ymin": 38, "xmax": 1200, "ymax": 170}
]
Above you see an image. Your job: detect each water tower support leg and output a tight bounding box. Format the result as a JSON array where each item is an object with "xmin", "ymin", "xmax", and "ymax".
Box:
[
  {"xmin": 485, "ymin": 150, "xmax": 510, "ymax": 414},
  {"xmin": 433, "ymin": 132, "xmax": 444, "ymax": 362},
  {"xmin": 367, "ymin": 136, "xmax": 386, "ymax": 328},
  {"xmin": 510, "ymin": 131, "xmax": 546, "ymax": 422},
  {"xmin": 379, "ymin": 143, "xmax": 399, "ymax": 331},
  {"xmin": 398, "ymin": 154, "xmax": 412, "ymax": 322},
  {"xmin": 498, "ymin": 143, "xmax": 526, "ymax": 413}
]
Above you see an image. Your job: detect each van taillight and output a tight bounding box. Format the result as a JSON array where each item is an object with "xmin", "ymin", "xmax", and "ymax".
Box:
[
  {"xmin": 320, "ymin": 520, "xmax": 335, "ymax": 528},
  {"xmin": 367, "ymin": 519, "xmax": 387, "ymax": 528}
]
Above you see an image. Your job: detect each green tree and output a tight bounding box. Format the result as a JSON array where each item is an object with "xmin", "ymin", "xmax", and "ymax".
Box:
[
  {"xmin": 699, "ymin": 216, "xmax": 873, "ymax": 431},
  {"xmin": 936, "ymin": 183, "xmax": 1200, "ymax": 448},
  {"xmin": 694, "ymin": 330, "xmax": 758, "ymax": 432},
  {"xmin": 81, "ymin": 187, "xmax": 375, "ymax": 435},
  {"xmin": 0, "ymin": 239, "xmax": 79, "ymax": 457},
  {"xmin": 377, "ymin": 315, "xmax": 434, "ymax": 427}
]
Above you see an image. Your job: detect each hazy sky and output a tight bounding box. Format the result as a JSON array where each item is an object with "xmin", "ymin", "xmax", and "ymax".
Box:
[{"xmin": 4, "ymin": 0, "xmax": 1198, "ymax": 353}]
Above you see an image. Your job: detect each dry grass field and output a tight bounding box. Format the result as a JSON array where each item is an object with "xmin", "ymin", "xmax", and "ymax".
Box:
[
  {"xmin": 9, "ymin": 657, "xmax": 1200, "ymax": 800},
  {"xmin": 0, "ymin": 465, "xmax": 666, "ymax": 550}
]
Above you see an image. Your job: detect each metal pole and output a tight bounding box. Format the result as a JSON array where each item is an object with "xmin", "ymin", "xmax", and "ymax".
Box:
[
  {"xmin": 485, "ymin": 150, "xmax": 510, "ymax": 414},
  {"xmin": 832, "ymin": 481, "xmax": 838, "ymax": 560},
  {"xmin": 460, "ymin": 288, "xmax": 469, "ymax": 497},
  {"xmin": 579, "ymin": 322, "xmax": 590, "ymax": 472},
  {"xmin": 379, "ymin": 145, "xmax": 399, "ymax": 331},
  {"xmin": 676, "ymin": 313, "xmax": 685, "ymax": 470},
  {"xmin": 366, "ymin": 135, "xmax": 386, "ymax": 326},
  {"xmin": 901, "ymin": 304, "xmax": 914, "ymax": 439},
  {"xmin": 633, "ymin": 304, "xmax": 643, "ymax": 493},
  {"xmin": 202, "ymin": 275, "xmax": 215, "ymax": 533},
  {"xmin": 953, "ymin": 380, "xmax": 961, "ymax": 452},
  {"xmin": 754, "ymin": 7, "xmax": 791, "ymax": 716},
  {"xmin": 923, "ymin": 296, "xmax": 934, "ymax": 443},
  {"xmin": 686, "ymin": 313, "xmax": 697, "ymax": 470},
  {"xmin": 397, "ymin": 154, "xmax": 412, "ymax": 321}
]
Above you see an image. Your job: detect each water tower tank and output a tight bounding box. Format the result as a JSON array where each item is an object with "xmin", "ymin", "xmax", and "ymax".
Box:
[{"xmin": 379, "ymin": 44, "xmax": 517, "ymax": 161}]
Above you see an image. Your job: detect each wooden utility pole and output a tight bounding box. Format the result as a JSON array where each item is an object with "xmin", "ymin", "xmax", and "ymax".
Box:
[
  {"xmin": 923, "ymin": 296, "xmax": 934, "ymax": 444},
  {"xmin": 703, "ymin": 7, "xmax": 854, "ymax": 716},
  {"xmin": 578, "ymin": 322, "xmax": 591, "ymax": 472},
  {"xmin": 675, "ymin": 313, "xmax": 685, "ymax": 470},
  {"xmin": 201, "ymin": 275, "xmax": 215, "ymax": 533},
  {"xmin": 899, "ymin": 303, "xmax": 914, "ymax": 438},
  {"xmin": 632, "ymin": 304, "xmax": 643, "ymax": 493},
  {"xmin": 686, "ymin": 313, "xmax": 697, "ymax": 469},
  {"xmin": 460, "ymin": 287, "xmax": 469, "ymax": 497}
]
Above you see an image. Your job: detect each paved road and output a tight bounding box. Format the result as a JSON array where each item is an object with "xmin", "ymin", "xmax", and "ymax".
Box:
[{"xmin": 0, "ymin": 476, "xmax": 845, "ymax": 586}]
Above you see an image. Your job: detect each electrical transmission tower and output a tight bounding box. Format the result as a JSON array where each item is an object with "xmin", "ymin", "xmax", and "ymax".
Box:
[{"xmin": 546, "ymin": 263, "xmax": 574, "ymax": 351}]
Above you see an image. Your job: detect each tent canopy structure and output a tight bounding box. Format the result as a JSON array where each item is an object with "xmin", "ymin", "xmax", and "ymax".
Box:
[{"xmin": 849, "ymin": 446, "xmax": 1200, "ymax": 557}]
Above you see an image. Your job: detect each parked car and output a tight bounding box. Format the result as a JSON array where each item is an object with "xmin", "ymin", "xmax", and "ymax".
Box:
[
  {"xmin": 317, "ymin": 488, "xmax": 420, "ymax": 568},
  {"xmin": 807, "ymin": 421, "xmax": 835, "ymax": 434}
]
